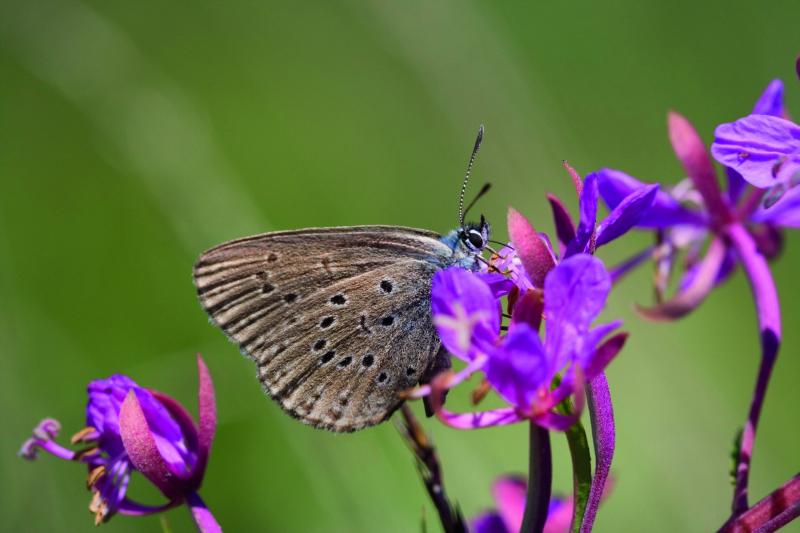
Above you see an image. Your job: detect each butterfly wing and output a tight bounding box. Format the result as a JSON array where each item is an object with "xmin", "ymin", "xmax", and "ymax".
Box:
[{"xmin": 193, "ymin": 226, "xmax": 458, "ymax": 432}]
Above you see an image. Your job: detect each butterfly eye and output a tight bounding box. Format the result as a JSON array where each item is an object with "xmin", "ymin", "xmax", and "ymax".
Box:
[{"xmin": 467, "ymin": 230, "xmax": 484, "ymax": 249}]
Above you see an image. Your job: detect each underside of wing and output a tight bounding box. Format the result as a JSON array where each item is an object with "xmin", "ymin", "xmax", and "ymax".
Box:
[{"xmin": 193, "ymin": 226, "xmax": 452, "ymax": 431}]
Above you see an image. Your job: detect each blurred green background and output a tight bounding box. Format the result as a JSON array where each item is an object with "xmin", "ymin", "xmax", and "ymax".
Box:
[{"xmin": 1, "ymin": 1, "xmax": 798, "ymax": 531}]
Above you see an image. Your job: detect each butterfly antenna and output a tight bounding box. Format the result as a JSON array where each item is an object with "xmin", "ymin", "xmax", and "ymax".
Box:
[
  {"xmin": 462, "ymin": 182, "xmax": 492, "ymax": 222},
  {"xmin": 458, "ymin": 124, "xmax": 485, "ymax": 227}
]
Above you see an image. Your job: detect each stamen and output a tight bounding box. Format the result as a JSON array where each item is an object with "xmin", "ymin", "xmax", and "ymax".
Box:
[
  {"xmin": 470, "ymin": 379, "xmax": 492, "ymax": 405},
  {"xmin": 87, "ymin": 465, "xmax": 106, "ymax": 490},
  {"xmin": 74, "ymin": 446, "xmax": 101, "ymax": 461},
  {"xmin": 71, "ymin": 426, "xmax": 99, "ymax": 445}
]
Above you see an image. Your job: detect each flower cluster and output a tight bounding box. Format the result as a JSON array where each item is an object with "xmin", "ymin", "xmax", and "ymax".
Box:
[
  {"xmin": 19, "ymin": 356, "xmax": 220, "ymax": 531},
  {"xmin": 406, "ymin": 60, "xmax": 800, "ymax": 532}
]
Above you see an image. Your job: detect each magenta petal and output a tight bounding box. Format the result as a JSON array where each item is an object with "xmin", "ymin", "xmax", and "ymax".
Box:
[
  {"xmin": 119, "ymin": 391, "xmax": 183, "ymax": 499},
  {"xmin": 192, "ymin": 355, "xmax": 216, "ymax": 486},
  {"xmin": 186, "ymin": 491, "xmax": 222, "ymax": 533},
  {"xmin": 581, "ymin": 373, "xmax": 615, "ymax": 533},
  {"xmin": 508, "ymin": 207, "xmax": 556, "ymax": 287},
  {"xmin": 668, "ymin": 111, "xmax": 731, "ymax": 223},
  {"xmin": 118, "ymin": 498, "xmax": 179, "ymax": 516},
  {"xmin": 493, "ymin": 476, "xmax": 527, "ymax": 533},
  {"xmin": 585, "ymin": 332, "xmax": 628, "ymax": 380},
  {"xmin": 547, "ymin": 193, "xmax": 577, "ymax": 251},
  {"xmin": 636, "ymin": 238, "xmax": 727, "ymax": 321},
  {"xmin": 436, "ymin": 407, "xmax": 522, "ymax": 430}
]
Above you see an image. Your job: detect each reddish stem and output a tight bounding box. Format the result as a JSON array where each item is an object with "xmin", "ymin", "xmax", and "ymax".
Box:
[{"xmin": 719, "ymin": 473, "xmax": 800, "ymax": 533}]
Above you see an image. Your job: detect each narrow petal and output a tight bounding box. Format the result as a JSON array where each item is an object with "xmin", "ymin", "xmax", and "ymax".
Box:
[
  {"xmin": 565, "ymin": 173, "xmax": 598, "ymax": 256},
  {"xmin": 544, "ymin": 255, "xmax": 612, "ymax": 372},
  {"xmin": 669, "ymin": 111, "xmax": 732, "ymax": 222},
  {"xmin": 581, "ymin": 373, "xmax": 616, "ymax": 533},
  {"xmin": 752, "ymin": 79, "xmax": 784, "ymax": 117},
  {"xmin": 595, "ymin": 168, "xmax": 705, "ymax": 227},
  {"xmin": 435, "ymin": 406, "xmax": 523, "ymax": 430},
  {"xmin": 636, "ymin": 238, "xmax": 727, "ymax": 321},
  {"xmin": 119, "ymin": 391, "xmax": 182, "ymax": 499},
  {"xmin": 711, "ymin": 114, "xmax": 800, "ymax": 189},
  {"xmin": 595, "ymin": 184, "xmax": 659, "ymax": 247},
  {"xmin": 547, "ymin": 193, "xmax": 577, "ymax": 251},
  {"xmin": 507, "ymin": 207, "xmax": 556, "ymax": 287},
  {"xmin": 585, "ymin": 333, "xmax": 628, "ymax": 380},
  {"xmin": 186, "ymin": 492, "xmax": 222, "ymax": 533},
  {"xmin": 191, "ymin": 355, "xmax": 216, "ymax": 486},
  {"xmin": 609, "ymin": 246, "xmax": 654, "ymax": 285},
  {"xmin": 563, "ymin": 160, "xmax": 583, "ymax": 196},
  {"xmin": 431, "ymin": 268, "xmax": 500, "ymax": 361}
]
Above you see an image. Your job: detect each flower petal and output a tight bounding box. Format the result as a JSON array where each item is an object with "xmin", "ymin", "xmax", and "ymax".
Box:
[
  {"xmin": 565, "ymin": 173, "xmax": 598, "ymax": 257},
  {"xmin": 595, "ymin": 184, "xmax": 659, "ymax": 248},
  {"xmin": 190, "ymin": 355, "xmax": 216, "ymax": 487},
  {"xmin": 547, "ymin": 193, "xmax": 577, "ymax": 251},
  {"xmin": 119, "ymin": 391, "xmax": 183, "ymax": 499},
  {"xmin": 486, "ymin": 324, "xmax": 549, "ymax": 409},
  {"xmin": 668, "ymin": 111, "xmax": 731, "ymax": 222},
  {"xmin": 636, "ymin": 237, "xmax": 727, "ymax": 320},
  {"xmin": 507, "ymin": 207, "xmax": 556, "ymax": 287},
  {"xmin": 431, "ymin": 267, "xmax": 500, "ymax": 361},
  {"xmin": 595, "ymin": 168, "xmax": 705, "ymax": 227},
  {"xmin": 471, "ymin": 512, "xmax": 508, "ymax": 533},
  {"xmin": 186, "ymin": 491, "xmax": 222, "ymax": 533},
  {"xmin": 711, "ymin": 114, "xmax": 800, "ymax": 189},
  {"xmin": 752, "ymin": 79, "xmax": 784, "ymax": 117},
  {"xmin": 544, "ymin": 255, "xmax": 612, "ymax": 372},
  {"xmin": 751, "ymin": 184, "xmax": 800, "ymax": 227},
  {"xmin": 492, "ymin": 476, "xmax": 527, "ymax": 533}
]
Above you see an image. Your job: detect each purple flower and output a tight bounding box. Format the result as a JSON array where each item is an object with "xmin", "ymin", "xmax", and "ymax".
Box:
[
  {"xmin": 595, "ymin": 79, "xmax": 790, "ymax": 319},
  {"xmin": 470, "ymin": 475, "xmax": 613, "ymax": 533},
  {"xmin": 594, "ymin": 78, "xmax": 786, "ymax": 514},
  {"xmin": 711, "ymin": 77, "xmax": 799, "ymax": 197},
  {"xmin": 19, "ymin": 356, "xmax": 220, "ymax": 531},
  {"xmin": 426, "ymin": 254, "xmax": 624, "ymax": 431}
]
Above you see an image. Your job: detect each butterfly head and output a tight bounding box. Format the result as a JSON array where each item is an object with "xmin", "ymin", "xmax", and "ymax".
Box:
[{"xmin": 459, "ymin": 215, "xmax": 491, "ymax": 255}]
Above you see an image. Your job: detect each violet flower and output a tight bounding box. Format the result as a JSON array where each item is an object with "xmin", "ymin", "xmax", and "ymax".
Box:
[
  {"xmin": 427, "ymin": 253, "xmax": 623, "ymax": 432},
  {"xmin": 594, "ymin": 79, "xmax": 787, "ymax": 515},
  {"xmin": 711, "ymin": 77, "xmax": 799, "ymax": 200},
  {"xmin": 19, "ymin": 356, "xmax": 220, "ymax": 531},
  {"xmin": 471, "ymin": 475, "xmax": 613, "ymax": 533}
]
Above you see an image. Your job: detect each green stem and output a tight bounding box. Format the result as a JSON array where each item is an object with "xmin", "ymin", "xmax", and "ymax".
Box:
[{"xmin": 559, "ymin": 403, "xmax": 592, "ymax": 533}]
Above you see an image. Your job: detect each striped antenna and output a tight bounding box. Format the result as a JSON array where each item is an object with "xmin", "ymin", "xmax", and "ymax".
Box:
[{"xmin": 458, "ymin": 124, "xmax": 485, "ymax": 226}]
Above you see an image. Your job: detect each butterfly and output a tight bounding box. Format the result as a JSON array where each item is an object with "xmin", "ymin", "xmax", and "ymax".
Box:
[{"xmin": 193, "ymin": 126, "xmax": 491, "ymax": 432}]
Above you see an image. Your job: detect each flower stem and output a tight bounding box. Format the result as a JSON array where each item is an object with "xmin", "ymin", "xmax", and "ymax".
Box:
[
  {"xmin": 186, "ymin": 492, "xmax": 221, "ymax": 533},
  {"xmin": 725, "ymin": 223, "xmax": 782, "ymax": 515},
  {"xmin": 520, "ymin": 422, "xmax": 552, "ymax": 533},
  {"xmin": 718, "ymin": 473, "xmax": 800, "ymax": 533},
  {"xmin": 555, "ymin": 398, "xmax": 592, "ymax": 533}
]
